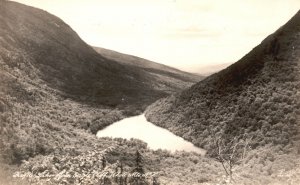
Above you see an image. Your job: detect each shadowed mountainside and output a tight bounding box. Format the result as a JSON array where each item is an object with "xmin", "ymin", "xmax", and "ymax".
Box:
[
  {"xmin": 0, "ymin": 3, "xmax": 223, "ymax": 185},
  {"xmin": 93, "ymin": 47, "xmax": 204, "ymax": 88},
  {"xmin": 0, "ymin": 1, "xmax": 201, "ymax": 165},
  {"xmin": 0, "ymin": 1, "xmax": 201, "ymax": 110}
]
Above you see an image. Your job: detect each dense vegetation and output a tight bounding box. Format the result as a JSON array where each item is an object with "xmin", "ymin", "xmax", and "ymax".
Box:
[
  {"xmin": 146, "ymin": 10, "xmax": 300, "ymax": 184},
  {"xmin": 2, "ymin": 137, "xmax": 300, "ymax": 185},
  {"xmin": 0, "ymin": 0, "xmax": 201, "ymax": 130},
  {"xmin": 1, "ymin": 1, "xmax": 300, "ymax": 184},
  {"xmin": 0, "ymin": 0, "xmax": 201, "ymax": 163},
  {"xmin": 146, "ymin": 10, "xmax": 300, "ymax": 152},
  {"xmin": 93, "ymin": 47, "xmax": 204, "ymax": 92},
  {"xmin": 0, "ymin": 1, "xmax": 204, "ymax": 184}
]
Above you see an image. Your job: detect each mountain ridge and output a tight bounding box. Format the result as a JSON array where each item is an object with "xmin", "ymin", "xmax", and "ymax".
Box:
[
  {"xmin": 146, "ymin": 10, "xmax": 300, "ymax": 153},
  {"xmin": 93, "ymin": 46, "xmax": 203, "ymax": 82},
  {"xmin": 0, "ymin": 1, "xmax": 201, "ymax": 110},
  {"xmin": 1, "ymin": 2, "xmax": 300, "ymax": 184},
  {"xmin": 93, "ymin": 46, "xmax": 204, "ymax": 95},
  {"xmin": 0, "ymin": 1, "xmax": 201, "ymax": 165}
]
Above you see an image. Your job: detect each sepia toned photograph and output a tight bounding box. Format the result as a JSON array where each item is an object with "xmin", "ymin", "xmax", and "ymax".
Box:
[{"xmin": 0, "ymin": 0, "xmax": 300, "ymax": 184}]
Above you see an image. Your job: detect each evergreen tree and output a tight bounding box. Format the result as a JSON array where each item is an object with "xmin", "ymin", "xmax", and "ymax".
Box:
[
  {"xmin": 134, "ymin": 150, "xmax": 144, "ymax": 174},
  {"xmin": 130, "ymin": 150, "xmax": 146, "ymax": 185},
  {"xmin": 269, "ymin": 38, "xmax": 280, "ymax": 60},
  {"xmin": 118, "ymin": 162, "xmax": 124, "ymax": 185},
  {"xmin": 101, "ymin": 156, "xmax": 106, "ymax": 170}
]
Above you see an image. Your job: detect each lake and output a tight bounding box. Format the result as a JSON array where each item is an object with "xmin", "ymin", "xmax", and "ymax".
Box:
[{"xmin": 97, "ymin": 114, "xmax": 205, "ymax": 155}]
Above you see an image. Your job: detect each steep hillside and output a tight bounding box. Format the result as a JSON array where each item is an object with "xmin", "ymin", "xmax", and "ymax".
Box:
[
  {"xmin": 1, "ymin": 1, "xmax": 300, "ymax": 184},
  {"xmin": 0, "ymin": 0, "xmax": 201, "ymax": 165},
  {"xmin": 93, "ymin": 47, "xmax": 204, "ymax": 90},
  {"xmin": 146, "ymin": 10, "xmax": 300, "ymax": 154},
  {"xmin": 0, "ymin": 2, "xmax": 212, "ymax": 184},
  {"xmin": 0, "ymin": 1, "xmax": 200, "ymax": 110},
  {"xmin": 0, "ymin": 0, "xmax": 202, "ymax": 136}
]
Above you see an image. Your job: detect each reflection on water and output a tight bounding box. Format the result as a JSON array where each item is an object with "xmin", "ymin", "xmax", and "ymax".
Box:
[{"xmin": 97, "ymin": 114, "xmax": 205, "ymax": 155}]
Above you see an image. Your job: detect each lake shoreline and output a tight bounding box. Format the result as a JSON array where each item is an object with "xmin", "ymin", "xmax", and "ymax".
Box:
[{"xmin": 97, "ymin": 114, "xmax": 206, "ymax": 155}]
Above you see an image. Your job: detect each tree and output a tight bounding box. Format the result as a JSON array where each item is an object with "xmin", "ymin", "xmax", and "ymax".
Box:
[
  {"xmin": 130, "ymin": 150, "xmax": 146, "ymax": 185},
  {"xmin": 114, "ymin": 160, "xmax": 125, "ymax": 185},
  {"xmin": 269, "ymin": 38, "xmax": 280, "ymax": 60},
  {"xmin": 101, "ymin": 156, "xmax": 106, "ymax": 170},
  {"xmin": 209, "ymin": 132, "xmax": 253, "ymax": 182},
  {"xmin": 134, "ymin": 150, "xmax": 144, "ymax": 174}
]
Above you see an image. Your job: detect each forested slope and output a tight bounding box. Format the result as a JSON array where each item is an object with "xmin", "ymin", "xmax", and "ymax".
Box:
[
  {"xmin": 93, "ymin": 46, "xmax": 204, "ymax": 92},
  {"xmin": 0, "ymin": 1, "xmax": 199, "ymax": 165},
  {"xmin": 1, "ymin": 1, "xmax": 300, "ymax": 184},
  {"xmin": 146, "ymin": 10, "xmax": 300, "ymax": 154},
  {"xmin": 0, "ymin": 1, "xmax": 199, "ymax": 109},
  {"xmin": 0, "ymin": 2, "xmax": 209, "ymax": 184}
]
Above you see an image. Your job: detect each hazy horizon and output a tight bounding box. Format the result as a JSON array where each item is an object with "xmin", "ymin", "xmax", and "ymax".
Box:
[{"xmin": 12, "ymin": 0, "xmax": 300, "ymax": 73}]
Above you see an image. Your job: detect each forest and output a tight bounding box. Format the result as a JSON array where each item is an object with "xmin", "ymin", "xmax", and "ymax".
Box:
[
  {"xmin": 1, "ymin": 1, "xmax": 300, "ymax": 185},
  {"xmin": 145, "ymin": 9, "xmax": 300, "ymax": 184}
]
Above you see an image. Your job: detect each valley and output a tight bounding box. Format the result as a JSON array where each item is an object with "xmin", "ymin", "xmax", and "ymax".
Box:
[{"xmin": 0, "ymin": 1, "xmax": 300, "ymax": 185}]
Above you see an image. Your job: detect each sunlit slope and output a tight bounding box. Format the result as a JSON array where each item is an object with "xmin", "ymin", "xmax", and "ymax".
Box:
[{"xmin": 146, "ymin": 10, "xmax": 300, "ymax": 153}]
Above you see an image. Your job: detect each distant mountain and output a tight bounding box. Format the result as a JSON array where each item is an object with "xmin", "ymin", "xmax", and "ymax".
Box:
[
  {"xmin": 146, "ymin": 10, "xmax": 300, "ymax": 154},
  {"xmin": 0, "ymin": 1, "xmax": 201, "ymax": 164},
  {"xmin": 195, "ymin": 62, "xmax": 233, "ymax": 76},
  {"xmin": 93, "ymin": 47, "xmax": 204, "ymax": 90}
]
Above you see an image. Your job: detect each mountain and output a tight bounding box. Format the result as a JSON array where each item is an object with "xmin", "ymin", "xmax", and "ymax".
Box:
[
  {"xmin": 194, "ymin": 62, "xmax": 233, "ymax": 76},
  {"xmin": 0, "ymin": 1, "xmax": 202, "ymax": 109},
  {"xmin": 1, "ymin": 1, "xmax": 300, "ymax": 184},
  {"xmin": 146, "ymin": 10, "xmax": 300, "ymax": 154},
  {"xmin": 0, "ymin": 1, "xmax": 202, "ymax": 127},
  {"xmin": 0, "ymin": 2, "xmax": 226, "ymax": 185},
  {"xmin": 93, "ymin": 47, "xmax": 204, "ymax": 87},
  {"xmin": 0, "ymin": 1, "xmax": 201, "ymax": 165}
]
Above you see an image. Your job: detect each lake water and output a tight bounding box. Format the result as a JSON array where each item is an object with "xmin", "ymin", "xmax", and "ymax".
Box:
[{"xmin": 97, "ymin": 114, "xmax": 205, "ymax": 155}]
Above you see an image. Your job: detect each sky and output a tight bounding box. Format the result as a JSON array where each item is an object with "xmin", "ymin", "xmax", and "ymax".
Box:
[{"xmin": 13, "ymin": 0, "xmax": 300, "ymax": 73}]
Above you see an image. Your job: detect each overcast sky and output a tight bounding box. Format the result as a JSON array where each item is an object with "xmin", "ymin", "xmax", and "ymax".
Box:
[{"xmin": 13, "ymin": 0, "xmax": 300, "ymax": 73}]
